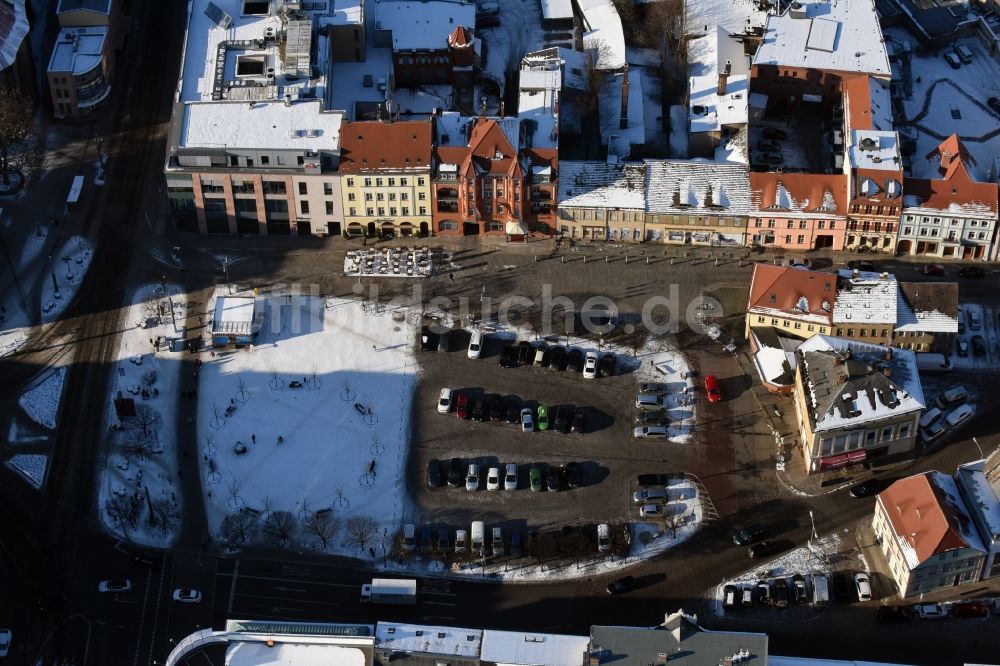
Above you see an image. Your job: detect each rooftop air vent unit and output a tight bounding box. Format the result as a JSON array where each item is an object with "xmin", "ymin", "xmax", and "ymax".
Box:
[
  {"xmin": 789, "ymin": 2, "xmax": 806, "ymax": 18},
  {"xmin": 859, "ymin": 137, "xmax": 878, "ymax": 151},
  {"xmin": 306, "ymin": 129, "xmax": 319, "ymax": 138}
]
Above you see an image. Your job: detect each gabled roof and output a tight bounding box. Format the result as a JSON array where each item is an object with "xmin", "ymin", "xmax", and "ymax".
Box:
[
  {"xmin": 833, "ymin": 269, "xmax": 897, "ymax": 325},
  {"xmin": 558, "ymin": 161, "xmax": 646, "ymax": 210},
  {"xmin": 903, "ymin": 135, "xmax": 998, "ymax": 217},
  {"xmin": 878, "ymin": 471, "xmax": 986, "ymax": 570},
  {"xmin": 0, "ymin": 0, "xmax": 28, "ymax": 71},
  {"xmin": 57, "ymin": 0, "xmax": 111, "ymax": 13},
  {"xmin": 447, "ymin": 25, "xmax": 473, "ymax": 48},
  {"xmin": 747, "ymin": 264, "xmax": 836, "ymax": 325},
  {"xmin": 750, "ymin": 172, "xmax": 847, "ymax": 217},
  {"xmin": 339, "ymin": 120, "xmax": 432, "ymax": 173},
  {"xmin": 894, "ymin": 282, "xmax": 958, "ymax": 333},
  {"xmin": 644, "ymin": 160, "xmax": 750, "ymax": 215},
  {"xmin": 842, "ymin": 75, "xmax": 893, "ymax": 132},
  {"xmin": 927, "ymin": 133, "xmax": 975, "ymax": 178}
]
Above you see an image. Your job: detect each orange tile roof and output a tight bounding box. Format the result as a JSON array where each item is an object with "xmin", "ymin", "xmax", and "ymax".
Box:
[
  {"xmin": 340, "ymin": 120, "xmax": 432, "ymax": 173},
  {"xmin": 842, "ymin": 75, "xmax": 874, "ymax": 131},
  {"xmin": 747, "ymin": 263, "xmax": 836, "ymax": 323},
  {"xmin": 750, "ymin": 172, "xmax": 848, "ymax": 216},
  {"xmin": 906, "ymin": 135, "xmax": 997, "ymax": 216},
  {"xmin": 926, "ymin": 133, "xmax": 974, "ymax": 179},
  {"xmin": 448, "ymin": 25, "xmax": 473, "ymax": 48},
  {"xmin": 878, "ymin": 472, "xmax": 981, "ymax": 568}
]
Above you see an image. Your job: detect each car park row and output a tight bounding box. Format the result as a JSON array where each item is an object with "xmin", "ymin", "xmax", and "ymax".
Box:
[
  {"xmin": 439, "ymin": 387, "xmax": 589, "ymax": 434},
  {"xmin": 399, "ymin": 520, "xmax": 625, "ymax": 560}
]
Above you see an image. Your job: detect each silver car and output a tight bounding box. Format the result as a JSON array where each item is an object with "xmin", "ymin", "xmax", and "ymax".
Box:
[
  {"xmin": 639, "ymin": 504, "xmax": 664, "ymax": 518},
  {"xmin": 634, "ymin": 426, "xmax": 668, "ymax": 439}
]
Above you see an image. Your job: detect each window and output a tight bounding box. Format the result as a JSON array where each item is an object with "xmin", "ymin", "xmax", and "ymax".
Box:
[
  {"xmin": 346, "ymin": 178, "xmax": 354, "ymax": 187},
  {"xmin": 418, "ymin": 178, "xmax": 425, "ymax": 186},
  {"xmin": 418, "ymin": 192, "xmax": 426, "ymax": 200},
  {"xmin": 401, "ymin": 193, "xmax": 409, "ymax": 201},
  {"xmin": 348, "ymin": 193, "xmax": 356, "ymax": 201},
  {"xmin": 390, "ymin": 207, "xmax": 397, "ymax": 215},
  {"xmin": 898, "ymin": 423, "xmax": 911, "ymax": 439},
  {"xmin": 799, "ymin": 221, "xmax": 807, "ymax": 229},
  {"xmin": 794, "ymin": 322, "xmax": 801, "ymax": 329},
  {"xmin": 485, "ymin": 203, "xmax": 492, "ymax": 213},
  {"xmin": 388, "ymin": 192, "xmax": 396, "ymax": 201},
  {"xmin": 787, "ymin": 221, "xmax": 794, "ymax": 228},
  {"xmin": 261, "ymin": 156, "xmax": 270, "ymax": 165},
  {"xmin": 758, "ymin": 316, "xmax": 765, "ymax": 323},
  {"xmin": 848, "ymin": 329, "xmax": 854, "ymax": 336},
  {"xmin": 881, "ymin": 426, "xmax": 894, "ymax": 441},
  {"xmin": 767, "ymin": 220, "xmax": 775, "ymax": 228},
  {"xmin": 797, "ymin": 235, "xmax": 804, "ymax": 244},
  {"xmin": 377, "ymin": 207, "xmax": 385, "ymax": 216},
  {"xmin": 375, "ymin": 178, "xmax": 383, "ymax": 187},
  {"xmin": 860, "ymin": 329, "xmax": 867, "ymax": 337},
  {"xmin": 300, "ymin": 201, "xmax": 309, "ymax": 214},
  {"xmin": 325, "ymin": 201, "xmax": 334, "ymax": 215},
  {"xmin": 755, "ymin": 220, "xmax": 762, "ymax": 228},
  {"xmin": 829, "ymin": 221, "xmax": 835, "ymax": 229},
  {"xmin": 349, "ymin": 207, "xmax": 357, "ymax": 216},
  {"xmin": 808, "ymin": 325, "xmax": 815, "ymax": 332},
  {"xmin": 298, "ymin": 182, "xmax": 307, "ymax": 195},
  {"xmin": 376, "ymin": 192, "xmax": 384, "ymax": 201},
  {"xmin": 785, "ymin": 235, "xmax": 792, "ymax": 244},
  {"xmin": 295, "ymin": 156, "xmax": 303, "ymax": 165},
  {"xmin": 365, "ymin": 193, "xmax": 373, "ymax": 201},
  {"xmin": 366, "ymin": 207, "xmax": 374, "ymax": 216},
  {"xmin": 402, "ymin": 207, "xmax": 409, "ymax": 215},
  {"xmin": 400, "ymin": 178, "xmax": 408, "ymax": 186},
  {"xmin": 818, "ymin": 221, "xmax": 825, "ymax": 229},
  {"xmin": 323, "ymin": 182, "xmax": 333, "ymax": 195},
  {"xmin": 388, "ymin": 178, "xmax": 396, "ymax": 186},
  {"xmin": 418, "ymin": 206, "xmax": 427, "ymax": 215}
]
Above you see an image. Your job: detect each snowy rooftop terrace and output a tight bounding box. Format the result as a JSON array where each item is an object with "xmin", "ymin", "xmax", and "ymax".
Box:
[
  {"xmin": 375, "ymin": 623, "xmax": 482, "ymax": 657},
  {"xmin": 373, "ymin": 0, "xmax": 476, "ymax": 51},
  {"xmin": 849, "ymin": 131, "xmax": 901, "ymax": 171},
  {"xmin": 957, "ymin": 461, "xmax": 1000, "ymax": 544},
  {"xmin": 480, "ymin": 629, "xmax": 590, "ymax": 666},
  {"xmin": 832, "ymin": 269, "xmax": 897, "ymax": 325},
  {"xmin": 48, "ymin": 26, "xmax": 107, "ymax": 75},
  {"xmin": 684, "ymin": 0, "xmax": 766, "ymax": 37},
  {"xmin": 752, "ymin": 0, "xmax": 890, "ymax": 77},
  {"xmin": 212, "ymin": 295, "xmax": 257, "ymax": 336},
  {"xmin": 181, "ymin": 99, "xmax": 343, "ymax": 150},
  {"xmin": 688, "ymin": 27, "xmax": 750, "ymax": 134},
  {"xmin": 577, "ymin": 0, "xmax": 625, "ymax": 70},
  {"xmin": 327, "ymin": 0, "xmax": 363, "ymax": 25}
]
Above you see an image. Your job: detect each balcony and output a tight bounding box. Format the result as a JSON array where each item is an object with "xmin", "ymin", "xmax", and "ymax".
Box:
[
  {"xmin": 437, "ymin": 201, "xmax": 459, "ymax": 213},
  {"xmin": 437, "ymin": 188, "xmax": 459, "ymax": 200},
  {"xmin": 531, "ymin": 189, "xmax": 552, "ymax": 201}
]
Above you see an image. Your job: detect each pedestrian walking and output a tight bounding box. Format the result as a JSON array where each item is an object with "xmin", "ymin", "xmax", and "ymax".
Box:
[
  {"xmin": 277, "ymin": 435, "xmax": 284, "ymax": 445},
  {"xmin": 208, "ymin": 491, "xmax": 212, "ymax": 499},
  {"xmin": 251, "ymin": 434, "xmax": 256, "ymax": 444}
]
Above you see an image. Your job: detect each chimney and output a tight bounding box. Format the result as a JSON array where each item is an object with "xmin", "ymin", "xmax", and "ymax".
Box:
[
  {"xmin": 833, "ymin": 356, "xmax": 843, "ymax": 366},
  {"xmin": 884, "ymin": 348, "xmax": 893, "ymax": 361},
  {"xmin": 718, "ymin": 59, "xmax": 732, "ymax": 96},
  {"xmin": 852, "ymin": 269, "xmax": 859, "ymax": 278},
  {"xmin": 377, "ymin": 103, "xmax": 383, "ymax": 122},
  {"xmin": 838, "ymin": 374, "xmax": 847, "ymax": 384},
  {"xmin": 882, "ymin": 367, "xmax": 892, "ymax": 378},
  {"xmin": 284, "ymin": 94, "xmax": 292, "ymax": 107},
  {"xmin": 499, "ymin": 100, "xmax": 505, "ymax": 118},
  {"xmin": 619, "ymin": 64, "xmax": 629, "ymax": 130},
  {"xmin": 880, "ymin": 272, "xmax": 888, "ymax": 280},
  {"xmin": 386, "ymin": 100, "xmax": 393, "ymax": 124}
]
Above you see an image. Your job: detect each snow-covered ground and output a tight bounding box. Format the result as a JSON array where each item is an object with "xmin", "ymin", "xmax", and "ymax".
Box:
[
  {"xmin": 6, "ymin": 453, "xmax": 47, "ymax": 489},
  {"xmin": 18, "ymin": 366, "xmax": 66, "ymax": 429},
  {"xmin": 98, "ymin": 283, "xmax": 190, "ymax": 548},
  {"xmin": 479, "ymin": 0, "xmax": 546, "ymax": 90},
  {"xmin": 640, "ymin": 344, "xmax": 697, "ymax": 443},
  {"xmin": 40, "ymin": 235, "xmax": 93, "ymax": 324},
  {"xmin": 198, "ymin": 294, "xmax": 418, "ymax": 557}
]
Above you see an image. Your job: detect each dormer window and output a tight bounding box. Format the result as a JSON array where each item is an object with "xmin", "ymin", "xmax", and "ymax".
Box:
[{"xmin": 770, "ymin": 294, "xmax": 777, "ymax": 304}]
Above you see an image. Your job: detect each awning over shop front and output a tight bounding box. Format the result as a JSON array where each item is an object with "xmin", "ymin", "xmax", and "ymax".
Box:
[
  {"xmin": 819, "ymin": 449, "xmax": 867, "ymax": 470},
  {"xmin": 505, "ymin": 221, "xmax": 528, "ymax": 235}
]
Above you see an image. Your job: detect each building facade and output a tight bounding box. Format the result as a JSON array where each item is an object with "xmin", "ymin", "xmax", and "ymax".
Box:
[
  {"xmin": 339, "ymin": 119, "xmax": 434, "ymax": 238},
  {"xmin": 328, "ymin": 0, "xmax": 365, "ymax": 62},
  {"xmin": 556, "ymin": 161, "xmax": 645, "ymax": 241},
  {"xmin": 644, "ymin": 160, "xmax": 749, "ymax": 246},
  {"xmin": 956, "ymin": 452, "xmax": 1000, "ymax": 582},
  {"xmin": 745, "ymin": 263, "xmax": 836, "ymax": 341},
  {"xmin": 47, "ymin": 25, "xmax": 113, "ymax": 118},
  {"xmin": 749, "ymin": 172, "xmax": 848, "ymax": 250},
  {"xmin": 874, "ymin": 472, "xmax": 987, "ymax": 598},
  {"xmin": 792, "ymin": 336, "xmax": 923, "ymax": 473}
]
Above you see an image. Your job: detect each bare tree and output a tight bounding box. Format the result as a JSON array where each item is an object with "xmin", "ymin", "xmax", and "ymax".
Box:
[
  {"xmin": 220, "ymin": 511, "xmax": 258, "ymax": 546},
  {"xmin": 664, "ymin": 511, "xmax": 684, "ymax": 539},
  {"xmin": 142, "ymin": 371, "xmax": 158, "ymax": 389},
  {"xmin": 236, "ymin": 375, "xmax": 247, "ymax": 398},
  {"xmin": 262, "ymin": 510, "xmax": 297, "ymax": 547},
  {"xmin": 105, "ymin": 495, "xmax": 141, "ymax": 530},
  {"xmin": 148, "ymin": 498, "xmax": 180, "ymax": 536},
  {"xmin": 210, "ymin": 402, "xmax": 224, "ymax": 427},
  {"xmin": 305, "ymin": 510, "xmax": 340, "ymax": 549},
  {"xmin": 0, "ymin": 85, "xmax": 34, "ymax": 188},
  {"xmin": 122, "ymin": 428, "xmax": 154, "ymax": 461},
  {"xmin": 343, "ymin": 516, "xmax": 378, "ymax": 552},
  {"xmin": 130, "ymin": 404, "xmax": 163, "ymax": 437},
  {"xmin": 261, "ymin": 494, "xmax": 275, "ymax": 520},
  {"xmin": 227, "ymin": 478, "xmax": 243, "ymax": 507}
]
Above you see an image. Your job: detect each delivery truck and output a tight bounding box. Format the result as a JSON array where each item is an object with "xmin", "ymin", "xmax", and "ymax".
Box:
[{"xmin": 360, "ymin": 578, "xmax": 417, "ymax": 605}]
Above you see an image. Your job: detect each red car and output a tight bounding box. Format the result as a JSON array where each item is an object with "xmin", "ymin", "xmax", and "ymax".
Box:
[
  {"xmin": 923, "ymin": 264, "xmax": 945, "ymax": 276},
  {"xmin": 455, "ymin": 392, "xmax": 469, "ymax": 419},
  {"xmin": 705, "ymin": 375, "xmax": 722, "ymax": 403}
]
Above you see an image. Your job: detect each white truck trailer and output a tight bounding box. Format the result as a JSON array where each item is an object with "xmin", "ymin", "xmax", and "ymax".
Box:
[{"xmin": 360, "ymin": 578, "xmax": 417, "ymax": 605}]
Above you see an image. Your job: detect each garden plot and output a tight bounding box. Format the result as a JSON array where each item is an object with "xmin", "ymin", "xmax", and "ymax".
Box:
[
  {"xmin": 198, "ymin": 295, "xmax": 418, "ymax": 558},
  {"xmin": 6, "ymin": 453, "xmax": 47, "ymax": 489},
  {"xmin": 40, "ymin": 235, "xmax": 93, "ymax": 324},
  {"xmin": 18, "ymin": 366, "xmax": 66, "ymax": 430},
  {"xmin": 98, "ymin": 283, "xmax": 190, "ymax": 548}
]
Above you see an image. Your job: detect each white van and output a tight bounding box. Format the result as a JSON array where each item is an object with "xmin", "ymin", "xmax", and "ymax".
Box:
[
  {"xmin": 915, "ymin": 352, "xmax": 951, "ymax": 371},
  {"xmin": 467, "ymin": 330, "xmax": 483, "ymax": 359},
  {"xmin": 470, "ymin": 521, "xmax": 484, "ymax": 556},
  {"xmin": 955, "ymin": 44, "xmax": 974, "ymax": 63},
  {"xmin": 919, "ymin": 407, "xmax": 943, "ymax": 429},
  {"xmin": 936, "ymin": 386, "xmax": 968, "ymax": 409},
  {"xmin": 597, "ymin": 523, "xmax": 610, "ymax": 552},
  {"xmin": 945, "ymin": 404, "xmax": 973, "ymax": 428},
  {"xmin": 455, "ymin": 529, "xmax": 467, "ymax": 555}
]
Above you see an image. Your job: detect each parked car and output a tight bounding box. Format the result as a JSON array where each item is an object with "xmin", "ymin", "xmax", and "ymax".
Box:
[
  {"xmin": 704, "ymin": 375, "xmax": 722, "ymax": 403},
  {"xmin": 467, "ymin": 330, "xmax": 483, "ymax": 359},
  {"xmin": 536, "ymin": 404, "xmax": 550, "ymax": 430},
  {"xmin": 455, "ymin": 392, "xmax": 469, "ymax": 419},
  {"xmin": 565, "ymin": 462, "xmax": 582, "ymax": 487},
  {"xmin": 571, "ymin": 409, "xmax": 585, "ymax": 433},
  {"xmin": 945, "ymin": 404, "xmax": 973, "ymax": 428},
  {"xmin": 854, "ymin": 572, "xmax": 872, "ymax": 601},
  {"xmin": 968, "ymin": 308, "xmax": 982, "ymax": 330},
  {"xmin": 98, "ymin": 579, "xmax": 132, "ymax": 593},
  {"xmin": 0, "ymin": 628, "xmax": 9, "ymax": 657},
  {"xmin": 534, "ymin": 344, "xmax": 551, "ymax": 367},
  {"xmin": 639, "ymin": 504, "xmax": 664, "ymax": 518},
  {"xmin": 723, "ymin": 584, "xmax": 739, "ymax": 610},
  {"xmin": 791, "ymin": 574, "xmax": 808, "ymax": 604},
  {"xmin": 447, "ymin": 458, "xmax": 464, "ymax": 486},
  {"xmin": 172, "ymin": 588, "xmax": 202, "ymax": 604},
  {"xmin": 633, "ymin": 487, "xmax": 668, "ymax": 504},
  {"xmin": 437, "ymin": 331, "xmax": 451, "ymax": 352},
  {"xmin": 923, "ymin": 264, "xmax": 945, "ymax": 276},
  {"xmin": 833, "ymin": 573, "xmax": 852, "ymax": 603},
  {"xmin": 455, "ymin": 529, "xmax": 467, "ymax": 554},
  {"xmin": 554, "ymin": 406, "xmax": 573, "ymax": 433},
  {"xmin": 956, "ymin": 336, "xmax": 969, "ymax": 357},
  {"xmin": 492, "ymin": 527, "xmax": 505, "ymax": 557},
  {"xmin": 597, "ymin": 523, "xmax": 611, "ymax": 552},
  {"xmin": 505, "ymin": 396, "xmax": 521, "ymax": 424},
  {"xmin": 936, "ymin": 386, "xmax": 968, "ymax": 409},
  {"xmin": 755, "ymin": 581, "xmax": 772, "ymax": 606},
  {"xmin": 598, "ymin": 353, "xmax": 616, "ymax": 377},
  {"xmin": 950, "ymin": 601, "xmax": 990, "ymax": 618},
  {"xmin": 732, "ymin": 523, "xmax": 765, "ymax": 546},
  {"xmin": 437, "ymin": 388, "xmax": 453, "ymax": 414},
  {"xmin": 849, "ymin": 478, "xmax": 890, "ymax": 498},
  {"xmin": 748, "ymin": 541, "xmax": 780, "ymax": 559},
  {"xmin": 549, "ymin": 346, "xmax": 567, "ymax": 370},
  {"xmin": 944, "ymin": 51, "xmax": 961, "ymax": 69},
  {"xmin": 971, "ymin": 335, "xmax": 986, "ymax": 357},
  {"xmin": 583, "ymin": 351, "xmax": 599, "ymax": 379},
  {"xmin": 876, "ymin": 605, "xmax": 914, "ymax": 623},
  {"xmin": 465, "ymin": 463, "xmax": 480, "ymax": 491},
  {"xmin": 741, "ymin": 586, "xmax": 754, "ymax": 608},
  {"xmin": 988, "ymin": 97, "xmax": 1000, "ymax": 114},
  {"xmin": 954, "ymin": 43, "xmax": 974, "ymax": 63},
  {"xmin": 635, "ymin": 411, "xmax": 668, "ymax": 426},
  {"xmin": 958, "ymin": 266, "xmax": 985, "ymax": 278},
  {"xmin": 488, "ymin": 395, "xmax": 505, "ymax": 421},
  {"xmin": 520, "ymin": 407, "xmax": 534, "ymax": 432},
  {"xmin": 606, "ymin": 575, "xmax": 636, "ymax": 595},
  {"xmin": 504, "ymin": 463, "xmax": 518, "ymax": 490},
  {"xmin": 546, "ymin": 465, "xmax": 561, "ymax": 491},
  {"xmin": 471, "ymin": 397, "xmax": 487, "ymax": 421},
  {"xmin": 529, "ymin": 465, "xmax": 543, "ymax": 491},
  {"xmin": 498, "ymin": 345, "xmax": 518, "ymax": 368},
  {"xmin": 426, "ymin": 459, "xmax": 443, "ymax": 488},
  {"xmin": 639, "ymin": 382, "xmax": 667, "ymax": 395},
  {"xmin": 566, "ymin": 348, "xmax": 584, "ymax": 372},
  {"xmin": 916, "ymin": 603, "xmax": 948, "ymax": 619},
  {"xmin": 486, "ymin": 466, "xmax": 501, "ymax": 491},
  {"xmin": 517, "ymin": 340, "xmax": 534, "ymax": 365},
  {"xmin": 920, "ymin": 421, "xmax": 947, "ymax": 443},
  {"xmin": 763, "ymin": 127, "xmax": 788, "ymax": 140},
  {"xmin": 635, "ymin": 393, "xmax": 667, "ymax": 410},
  {"xmin": 634, "ymin": 426, "xmax": 669, "ymax": 439}
]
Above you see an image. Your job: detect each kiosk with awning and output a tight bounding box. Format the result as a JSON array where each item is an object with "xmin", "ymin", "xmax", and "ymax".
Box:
[{"xmin": 211, "ymin": 295, "xmax": 263, "ymax": 347}]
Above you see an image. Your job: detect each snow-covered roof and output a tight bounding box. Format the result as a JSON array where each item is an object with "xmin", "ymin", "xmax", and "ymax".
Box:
[
  {"xmin": 577, "ymin": 0, "xmax": 625, "ymax": 70},
  {"xmin": 849, "ymin": 131, "xmax": 901, "ymax": 172},
  {"xmin": 559, "ymin": 161, "xmax": 646, "ymax": 209},
  {"xmin": 375, "ymin": 623, "xmax": 482, "ymax": 658},
  {"xmin": 684, "ymin": 0, "xmax": 766, "ymax": 37},
  {"xmin": 752, "ymin": 0, "xmax": 890, "ymax": 77},
  {"xmin": 56, "ymin": 0, "xmax": 111, "ymax": 13},
  {"xmin": 480, "ymin": 630, "xmax": 590, "ymax": 666},
  {"xmin": 521, "ymin": 47, "xmax": 588, "ymax": 92},
  {"xmin": 326, "ymin": 0, "xmax": 364, "ymax": 25},
  {"xmin": 843, "ymin": 75, "xmax": 893, "ymax": 133},
  {"xmin": 894, "ymin": 282, "xmax": 958, "ymax": 334},
  {"xmin": 181, "ymin": 99, "xmax": 342, "ymax": 151},
  {"xmin": 832, "ymin": 269, "xmax": 897, "ymax": 325},
  {"xmin": 540, "ymin": 0, "xmax": 574, "ymax": 20},
  {"xmin": 0, "ymin": 0, "xmax": 29, "ymax": 71},
  {"xmin": 599, "ymin": 68, "xmax": 644, "ymax": 151},
  {"xmin": 688, "ymin": 27, "xmax": 750, "ymax": 134},
  {"xmin": 750, "ymin": 172, "xmax": 848, "ymax": 218},
  {"xmin": 517, "ymin": 51, "xmax": 562, "ymax": 151},
  {"xmin": 956, "ymin": 459, "xmax": 1000, "ymax": 545},
  {"xmin": 227, "ymin": 641, "xmax": 368, "ymax": 666},
  {"xmin": 374, "ymin": 0, "xmax": 476, "ymax": 51},
  {"xmin": 797, "ymin": 335, "xmax": 924, "ymax": 432},
  {"xmin": 213, "ymin": 296, "xmax": 257, "ymax": 336},
  {"xmin": 645, "ymin": 160, "xmax": 751, "ymax": 215},
  {"xmin": 48, "ymin": 26, "xmax": 107, "ymax": 75}
]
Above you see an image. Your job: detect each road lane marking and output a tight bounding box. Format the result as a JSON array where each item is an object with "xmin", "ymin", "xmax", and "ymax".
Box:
[
  {"xmin": 233, "ymin": 592, "xmax": 342, "ymax": 607},
  {"xmin": 227, "ymin": 559, "xmax": 240, "ymax": 614},
  {"xmin": 420, "ymin": 600, "xmax": 456, "ymax": 607},
  {"xmin": 273, "ymin": 586, "xmax": 308, "ymax": 593},
  {"xmin": 231, "ymin": 573, "xmax": 357, "ymax": 589}
]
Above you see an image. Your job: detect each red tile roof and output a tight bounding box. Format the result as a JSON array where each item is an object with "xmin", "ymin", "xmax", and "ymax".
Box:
[
  {"xmin": 747, "ymin": 263, "xmax": 836, "ymax": 323},
  {"xmin": 340, "ymin": 120, "xmax": 433, "ymax": 173},
  {"xmin": 448, "ymin": 25, "xmax": 473, "ymax": 48},
  {"xmin": 750, "ymin": 172, "xmax": 848, "ymax": 216},
  {"xmin": 906, "ymin": 135, "xmax": 997, "ymax": 216}
]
